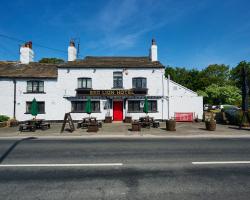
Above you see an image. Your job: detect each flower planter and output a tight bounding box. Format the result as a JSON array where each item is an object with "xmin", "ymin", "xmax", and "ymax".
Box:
[
  {"xmin": 104, "ymin": 116, "xmax": 112, "ymax": 123},
  {"xmin": 87, "ymin": 123, "xmax": 99, "ymax": 132},
  {"xmin": 0, "ymin": 122, "xmax": 7, "ymax": 128},
  {"xmin": 166, "ymin": 119, "xmax": 176, "ymax": 131},
  {"xmin": 9, "ymin": 119, "xmax": 19, "ymax": 127},
  {"xmin": 131, "ymin": 121, "xmax": 141, "ymax": 131},
  {"xmin": 205, "ymin": 120, "xmax": 216, "ymax": 131},
  {"xmin": 124, "ymin": 116, "xmax": 132, "ymax": 123}
]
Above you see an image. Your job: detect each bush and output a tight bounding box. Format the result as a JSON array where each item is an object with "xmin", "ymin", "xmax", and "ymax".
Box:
[
  {"xmin": 225, "ymin": 110, "xmax": 250, "ymax": 126},
  {"xmin": 0, "ymin": 115, "xmax": 10, "ymax": 122}
]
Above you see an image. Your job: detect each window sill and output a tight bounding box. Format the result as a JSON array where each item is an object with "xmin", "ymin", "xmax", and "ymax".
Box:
[
  {"xmin": 112, "ymin": 87, "xmax": 124, "ymax": 89},
  {"xmin": 127, "ymin": 111, "xmax": 158, "ymax": 113},
  {"xmin": 70, "ymin": 111, "xmax": 101, "ymax": 113},
  {"xmin": 24, "ymin": 112, "xmax": 46, "ymax": 114},
  {"xmin": 23, "ymin": 92, "xmax": 46, "ymax": 94}
]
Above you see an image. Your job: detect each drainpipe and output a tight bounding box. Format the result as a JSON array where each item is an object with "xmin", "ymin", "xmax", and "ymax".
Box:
[
  {"xmin": 161, "ymin": 69, "xmax": 164, "ymax": 121},
  {"xmin": 13, "ymin": 79, "xmax": 16, "ymax": 119},
  {"xmin": 167, "ymin": 74, "xmax": 170, "ymax": 119}
]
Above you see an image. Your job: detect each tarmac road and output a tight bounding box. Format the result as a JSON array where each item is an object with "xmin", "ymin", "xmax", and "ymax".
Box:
[{"xmin": 0, "ymin": 137, "xmax": 250, "ymax": 200}]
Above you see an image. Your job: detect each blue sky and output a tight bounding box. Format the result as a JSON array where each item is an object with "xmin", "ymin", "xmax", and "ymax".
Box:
[{"xmin": 0, "ymin": 0, "xmax": 250, "ymax": 69}]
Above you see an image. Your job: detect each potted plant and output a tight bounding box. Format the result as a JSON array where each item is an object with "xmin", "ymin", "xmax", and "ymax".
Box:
[
  {"xmin": 0, "ymin": 115, "xmax": 9, "ymax": 128},
  {"xmin": 124, "ymin": 111, "xmax": 132, "ymax": 123},
  {"xmin": 205, "ymin": 119, "xmax": 216, "ymax": 131}
]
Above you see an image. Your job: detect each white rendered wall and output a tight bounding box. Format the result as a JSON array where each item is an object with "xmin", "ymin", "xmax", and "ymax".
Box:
[
  {"xmin": 58, "ymin": 67, "xmax": 165, "ymax": 120},
  {"xmin": 164, "ymin": 79, "xmax": 203, "ymax": 119},
  {"xmin": 169, "ymin": 96, "xmax": 203, "ymax": 119},
  {"xmin": 0, "ymin": 68, "xmax": 203, "ymax": 121},
  {"xmin": 0, "ymin": 79, "xmax": 14, "ymax": 118}
]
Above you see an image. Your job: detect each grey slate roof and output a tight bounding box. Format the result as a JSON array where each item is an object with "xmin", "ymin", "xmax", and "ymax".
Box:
[{"xmin": 0, "ymin": 56, "xmax": 165, "ymax": 78}]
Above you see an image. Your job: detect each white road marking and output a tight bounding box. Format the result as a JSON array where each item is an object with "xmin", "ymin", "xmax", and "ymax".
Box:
[
  {"xmin": 192, "ymin": 161, "xmax": 250, "ymax": 165},
  {"xmin": 0, "ymin": 163, "xmax": 123, "ymax": 167}
]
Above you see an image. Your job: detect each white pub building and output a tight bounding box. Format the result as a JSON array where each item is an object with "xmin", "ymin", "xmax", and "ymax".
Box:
[{"xmin": 0, "ymin": 39, "xmax": 203, "ymax": 122}]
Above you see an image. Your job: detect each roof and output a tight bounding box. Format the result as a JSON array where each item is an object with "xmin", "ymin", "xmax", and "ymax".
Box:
[
  {"xmin": 0, "ymin": 56, "xmax": 165, "ymax": 78},
  {"xmin": 0, "ymin": 62, "xmax": 58, "ymax": 78},
  {"xmin": 61, "ymin": 56, "xmax": 165, "ymax": 68}
]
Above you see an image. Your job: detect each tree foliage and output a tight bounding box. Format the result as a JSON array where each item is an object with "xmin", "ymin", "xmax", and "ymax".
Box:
[
  {"xmin": 165, "ymin": 62, "xmax": 246, "ymax": 105},
  {"xmin": 230, "ymin": 61, "xmax": 250, "ymax": 89},
  {"xmin": 39, "ymin": 58, "xmax": 65, "ymax": 64},
  {"xmin": 199, "ymin": 84, "xmax": 241, "ymax": 105}
]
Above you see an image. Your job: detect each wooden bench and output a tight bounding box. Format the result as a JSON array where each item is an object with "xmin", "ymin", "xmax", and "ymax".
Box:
[{"xmin": 19, "ymin": 124, "xmax": 36, "ymax": 132}]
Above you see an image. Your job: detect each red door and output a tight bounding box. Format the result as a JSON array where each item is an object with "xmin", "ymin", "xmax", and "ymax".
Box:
[{"xmin": 113, "ymin": 101, "xmax": 123, "ymax": 121}]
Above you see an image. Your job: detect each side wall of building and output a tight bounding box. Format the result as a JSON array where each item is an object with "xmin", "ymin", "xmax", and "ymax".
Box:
[{"xmin": 0, "ymin": 79, "xmax": 14, "ymax": 118}]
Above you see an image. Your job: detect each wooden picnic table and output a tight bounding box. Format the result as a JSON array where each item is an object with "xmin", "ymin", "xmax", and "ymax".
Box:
[
  {"xmin": 26, "ymin": 119, "xmax": 44, "ymax": 128},
  {"xmin": 77, "ymin": 117, "xmax": 102, "ymax": 129},
  {"xmin": 139, "ymin": 116, "xmax": 159, "ymax": 128},
  {"xmin": 24, "ymin": 119, "xmax": 50, "ymax": 130}
]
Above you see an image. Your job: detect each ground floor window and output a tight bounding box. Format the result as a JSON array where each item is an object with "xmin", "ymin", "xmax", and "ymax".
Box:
[
  {"xmin": 128, "ymin": 100, "xmax": 157, "ymax": 113},
  {"xmin": 71, "ymin": 101, "xmax": 100, "ymax": 113},
  {"xmin": 26, "ymin": 101, "xmax": 45, "ymax": 114}
]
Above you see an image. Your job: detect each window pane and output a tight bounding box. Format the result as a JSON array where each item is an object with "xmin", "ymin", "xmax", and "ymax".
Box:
[
  {"xmin": 87, "ymin": 79, "xmax": 92, "ymax": 88},
  {"xmin": 142, "ymin": 78, "xmax": 147, "ymax": 88},
  {"xmin": 38, "ymin": 102, "xmax": 45, "ymax": 113},
  {"xmin": 78, "ymin": 78, "xmax": 92, "ymax": 89},
  {"xmin": 26, "ymin": 102, "xmax": 31, "ymax": 113},
  {"xmin": 33, "ymin": 82, "xmax": 39, "ymax": 92},
  {"xmin": 39, "ymin": 82, "xmax": 44, "ymax": 92},
  {"xmin": 113, "ymin": 72, "xmax": 123, "ymax": 88},
  {"xmin": 27, "ymin": 82, "xmax": 32, "ymax": 92}
]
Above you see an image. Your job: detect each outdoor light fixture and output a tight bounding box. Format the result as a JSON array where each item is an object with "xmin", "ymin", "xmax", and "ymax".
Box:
[{"xmin": 93, "ymin": 68, "xmax": 96, "ymax": 73}]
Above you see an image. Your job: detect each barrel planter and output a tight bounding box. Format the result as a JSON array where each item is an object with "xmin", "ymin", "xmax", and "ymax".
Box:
[
  {"xmin": 9, "ymin": 119, "xmax": 19, "ymax": 127},
  {"xmin": 205, "ymin": 120, "xmax": 216, "ymax": 131},
  {"xmin": 104, "ymin": 116, "xmax": 112, "ymax": 123},
  {"xmin": 124, "ymin": 116, "xmax": 132, "ymax": 123},
  {"xmin": 166, "ymin": 119, "xmax": 176, "ymax": 131},
  {"xmin": 0, "ymin": 122, "xmax": 7, "ymax": 128},
  {"xmin": 131, "ymin": 121, "xmax": 141, "ymax": 131}
]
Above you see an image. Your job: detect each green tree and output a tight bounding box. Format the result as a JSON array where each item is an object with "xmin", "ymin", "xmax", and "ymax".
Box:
[
  {"xmin": 230, "ymin": 61, "xmax": 250, "ymax": 90},
  {"xmin": 165, "ymin": 66, "xmax": 201, "ymax": 91},
  {"xmin": 199, "ymin": 64, "xmax": 230, "ymax": 90},
  {"xmin": 199, "ymin": 84, "xmax": 241, "ymax": 105},
  {"xmin": 39, "ymin": 58, "xmax": 65, "ymax": 64}
]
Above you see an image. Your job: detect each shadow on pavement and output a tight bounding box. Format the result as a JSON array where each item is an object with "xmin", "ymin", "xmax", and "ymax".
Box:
[
  {"xmin": 0, "ymin": 137, "xmax": 37, "ymax": 163},
  {"xmin": 228, "ymin": 126, "xmax": 250, "ymax": 131}
]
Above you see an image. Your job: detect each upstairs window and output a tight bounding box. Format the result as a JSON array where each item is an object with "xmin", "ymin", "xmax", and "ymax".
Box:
[
  {"xmin": 27, "ymin": 81, "xmax": 44, "ymax": 93},
  {"xmin": 78, "ymin": 78, "xmax": 92, "ymax": 89},
  {"xmin": 113, "ymin": 72, "xmax": 123, "ymax": 88},
  {"xmin": 132, "ymin": 77, "xmax": 147, "ymax": 89}
]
